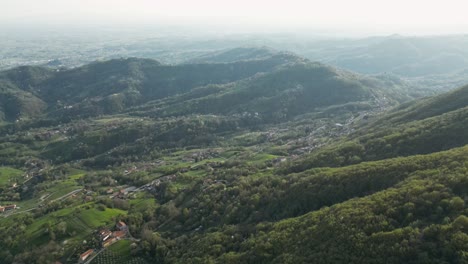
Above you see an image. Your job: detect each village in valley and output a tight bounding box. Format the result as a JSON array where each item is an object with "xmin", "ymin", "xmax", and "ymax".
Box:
[
  {"xmin": 78, "ymin": 220, "xmax": 129, "ymax": 263},
  {"xmin": 0, "ymin": 98, "xmax": 395, "ymax": 264}
]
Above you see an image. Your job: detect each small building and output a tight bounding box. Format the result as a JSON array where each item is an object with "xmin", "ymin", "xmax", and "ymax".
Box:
[
  {"xmin": 99, "ymin": 229, "xmax": 112, "ymax": 241},
  {"xmin": 116, "ymin": 221, "xmax": 127, "ymax": 231},
  {"xmin": 103, "ymin": 238, "xmax": 116, "ymax": 248},
  {"xmin": 112, "ymin": 230, "xmax": 126, "ymax": 239},
  {"xmin": 0, "ymin": 204, "xmax": 17, "ymax": 212},
  {"xmin": 79, "ymin": 249, "xmax": 94, "ymax": 262},
  {"xmin": 120, "ymin": 186, "xmax": 137, "ymax": 195},
  {"xmin": 5, "ymin": 204, "xmax": 17, "ymax": 210}
]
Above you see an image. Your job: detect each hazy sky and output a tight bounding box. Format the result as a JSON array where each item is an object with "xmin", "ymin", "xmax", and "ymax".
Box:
[{"xmin": 2, "ymin": 0, "xmax": 468, "ymax": 35}]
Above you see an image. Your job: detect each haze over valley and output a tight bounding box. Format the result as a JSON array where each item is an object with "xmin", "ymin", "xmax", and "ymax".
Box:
[{"xmin": 0, "ymin": 1, "xmax": 467, "ymax": 263}]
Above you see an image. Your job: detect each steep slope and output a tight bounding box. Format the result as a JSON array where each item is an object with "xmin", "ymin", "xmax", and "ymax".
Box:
[
  {"xmin": 286, "ymin": 84, "xmax": 468, "ymax": 172},
  {"xmin": 0, "ymin": 54, "xmax": 303, "ymax": 119},
  {"xmin": 0, "ymin": 51, "xmax": 467, "ymax": 264},
  {"xmin": 369, "ymin": 84, "xmax": 468, "ymax": 126},
  {"xmin": 131, "ymin": 61, "xmax": 408, "ymax": 121},
  {"xmin": 306, "ymin": 35, "xmax": 468, "ymax": 77},
  {"xmin": 162, "ymin": 147, "xmax": 468, "ymax": 264},
  {"xmin": 0, "ymin": 66, "xmax": 51, "ymax": 121},
  {"xmin": 186, "ymin": 47, "xmax": 279, "ymax": 64},
  {"xmin": 0, "ymin": 90, "xmax": 47, "ymax": 122},
  {"xmin": 0, "ymin": 51, "xmax": 409, "ymax": 121}
]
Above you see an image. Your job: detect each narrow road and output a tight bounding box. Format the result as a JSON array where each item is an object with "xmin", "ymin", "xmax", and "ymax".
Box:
[
  {"xmin": 50, "ymin": 188, "xmax": 83, "ymax": 203},
  {"xmin": 1, "ymin": 207, "xmax": 36, "ymax": 218},
  {"xmin": 83, "ymin": 248, "xmax": 105, "ymax": 264},
  {"xmin": 1, "ymin": 189, "xmax": 83, "ymax": 219}
]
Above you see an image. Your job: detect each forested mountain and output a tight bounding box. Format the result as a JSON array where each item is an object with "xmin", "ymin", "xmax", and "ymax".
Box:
[
  {"xmin": 0, "ymin": 52, "xmax": 410, "ymax": 122},
  {"xmin": 301, "ymin": 35, "xmax": 468, "ymax": 77},
  {"xmin": 0, "ymin": 53, "xmax": 300, "ymax": 121},
  {"xmin": 0, "ymin": 50, "xmax": 466, "ymax": 264},
  {"xmin": 287, "ymin": 84, "xmax": 468, "ymax": 172},
  {"xmin": 129, "ymin": 61, "xmax": 410, "ymax": 121},
  {"xmin": 186, "ymin": 47, "xmax": 279, "ymax": 64}
]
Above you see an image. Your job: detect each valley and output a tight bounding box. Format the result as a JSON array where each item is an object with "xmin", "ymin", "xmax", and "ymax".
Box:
[{"xmin": 0, "ymin": 48, "xmax": 466, "ymax": 264}]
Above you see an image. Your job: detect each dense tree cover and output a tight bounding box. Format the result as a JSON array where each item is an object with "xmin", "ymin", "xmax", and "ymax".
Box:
[
  {"xmin": 0, "ymin": 54, "xmax": 301, "ymax": 120},
  {"xmin": 137, "ymin": 147, "xmax": 466, "ymax": 233},
  {"xmin": 0, "ymin": 54, "xmax": 467, "ymax": 264},
  {"xmin": 186, "ymin": 47, "xmax": 280, "ymax": 64},
  {"xmin": 138, "ymin": 62, "xmax": 404, "ymax": 122},
  {"xmin": 366, "ymin": 84, "xmax": 468, "ymax": 127},
  {"xmin": 138, "ymin": 157, "xmax": 467, "ymax": 263},
  {"xmin": 286, "ymin": 96, "xmax": 468, "ymax": 172},
  {"xmin": 0, "ymin": 53, "xmax": 412, "ymax": 122}
]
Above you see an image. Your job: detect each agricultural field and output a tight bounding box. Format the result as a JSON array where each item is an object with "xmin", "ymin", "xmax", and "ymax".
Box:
[
  {"xmin": 91, "ymin": 240, "xmax": 148, "ymax": 264},
  {"xmin": 0, "ymin": 167, "xmax": 23, "ymax": 186}
]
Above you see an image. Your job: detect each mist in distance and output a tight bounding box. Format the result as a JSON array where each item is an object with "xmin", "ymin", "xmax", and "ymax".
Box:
[{"xmin": 2, "ymin": 0, "xmax": 468, "ymax": 36}]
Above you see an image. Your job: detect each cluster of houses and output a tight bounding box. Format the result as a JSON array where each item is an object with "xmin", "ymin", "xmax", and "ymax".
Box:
[
  {"xmin": 34, "ymin": 129, "xmax": 63, "ymax": 140},
  {"xmin": 78, "ymin": 221, "xmax": 128, "ymax": 263},
  {"xmin": 139, "ymin": 174, "xmax": 177, "ymax": 192},
  {"xmin": 99, "ymin": 221, "xmax": 128, "ymax": 248},
  {"xmin": 108, "ymin": 186, "xmax": 138, "ymax": 199},
  {"xmin": 202, "ymin": 179, "xmax": 228, "ymax": 191},
  {"xmin": 122, "ymin": 161, "xmax": 163, "ymax": 175},
  {"xmin": 78, "ymin": 249, "xmax": 94, "ymax": 263},
  {"xmin": 0, "ymin": 204, "xmax": 17, "ymax": 213},
  {"xmin": 181, "ymin": 150, "xmax": 220, "ymax": 163}
]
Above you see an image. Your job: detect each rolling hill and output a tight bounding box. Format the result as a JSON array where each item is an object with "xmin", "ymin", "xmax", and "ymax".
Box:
[
  {"xmin": 137, "ymin": 62, "xmax": 402, "ymax": 120},
  {"xmin": 0, "ymin": 50, "xmax": 411, "ymax": 122},
  {"xmin": 285, "ymin": 83, "xmax": 468, "ymax": 172},
  {"xmin": 0, "ymin": 53, "xmax": 302, "ymax": 120},
  {"xmin": 0, "ymin": 50, "xmax": 466, "ymax": 264}
]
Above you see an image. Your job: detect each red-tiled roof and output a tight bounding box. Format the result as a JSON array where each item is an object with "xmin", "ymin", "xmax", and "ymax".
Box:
[
  {"xmin": 80, "ymin": 249, "xmax": 94, "ymax": 261},
  {"xmin": 112, "ymin": 230, "xmax": 126, "ymax": 238},
  {"xmin": 103, "ymin": 238, "xmax": 116, "ymax": 247},
  {"xmin": 99, "ymin": 229, "xmax": 112, "ymax": 236}
]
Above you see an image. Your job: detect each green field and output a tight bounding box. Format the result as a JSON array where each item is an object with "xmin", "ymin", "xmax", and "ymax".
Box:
[
  {"xmin": 68, "ymin": 169, "xmax": 86, "ymax": 180},
  {"xmin": 0, "ymin": 167, "xmax": 23, "ymax": 185},
  {"xmin": 24, "ymin": 204, "xmax": 127, "ymax": 246},
  {"xmin": 91, "ymin": 240, "xmax": 148, "ymax": 264},
  {"xmin": 42, "ymin": 180, "xmax": 81, "ymax": 201},
  {"xmin": 109, "ymin": 239, "xmax": 131, "ymax": 256},
  {"xmin": 129, "ymin": 196, "xmax": 156, "ymax": 211},
  {"xmin": 78, "ymin": 207, "xmax": 127, "ymax": 228}
]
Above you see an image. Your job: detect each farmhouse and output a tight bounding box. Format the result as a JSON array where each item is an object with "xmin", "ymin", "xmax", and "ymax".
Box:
[
  {"xmin": 79, "ymin": 249, "xmax": 94, "ymax": 262},
  {"xmin": 99, "ymin": 229, "xmax": 112, "ymax": 241},
  {"xmin": 0, "ymin": 204, "xmax": 17, "ymax": 213},
  {"xmin": 121, "ymin": 186, "xmax": 137, "ymax": 195},
  {"xmin": 112, "ymin": 230, "xmax": 126, "ymax": 239},
  {"xmin": 116, "ymin": 221, "xmax": 127, "ymax": 231},
  {"xmin": 103, "ymin": 238, "xmax": 116, "ymax": 247}
]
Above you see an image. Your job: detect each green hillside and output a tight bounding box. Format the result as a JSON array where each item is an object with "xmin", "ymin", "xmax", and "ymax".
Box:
[
  {"xmin": 370, "ymin": 84, "xmax": 468, "ymax": 126},
  {"xmin": 186, "ymin": 46, "xmax": 280, "ymax": 64},
  {"xmin": 162, "ymin": 147, "xmax": 468, "ymax": 263},
  {"xmin": 0, "ymin": 52, "xmax": 466, "ymax": 264},
  {"xmin": 130, "ymin": 61, "xmax": 411, "ymax": 122},
  {"xmin": 0, "ymin": 54, "xmax": 302, "ymax": 120},
  {"xmin": 286, "ymin": 84, "xmax": 468, "ymax": 172}
]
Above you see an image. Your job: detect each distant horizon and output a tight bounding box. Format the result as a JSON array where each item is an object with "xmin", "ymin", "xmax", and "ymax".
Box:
[
  {"xmin": 2, "ymin": 0, "xmax": 468, "ymax": 37},
  {"xmin": 2, "ymin": 20, "xmax": 468, "ymax": 39}
]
